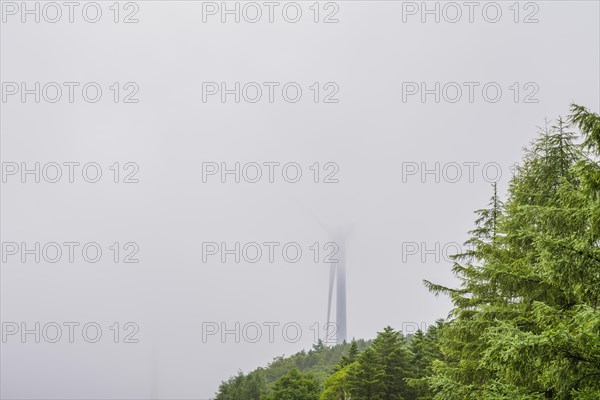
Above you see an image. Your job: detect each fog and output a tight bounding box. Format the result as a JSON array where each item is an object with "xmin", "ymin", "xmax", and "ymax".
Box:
[{"xmin": 1, "ymin": 1, "xmax": 599, "ymax": 398}]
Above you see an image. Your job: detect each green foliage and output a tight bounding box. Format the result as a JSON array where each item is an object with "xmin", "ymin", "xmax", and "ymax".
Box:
[
  {"xmin": 261, "ymin": 368, "xmax": 321, "ymax": 400},
  {"xmin": 214, "ymin": 340, "xmax": 370, "ymax": 399},
  {"xmin": 214, "ymin": 370, "xmax": 266, "ymax": 400},
  {"xmin": 425, "ymin": 105, "xmax": 600, "ymax": 399},
  {"xmin": 332, "ymin": 326, "xmax": 421, "ymax": 400},
  {"xmin": 570, "ymin": 104, "xmax": 600, "ymax": 152},
  {"xmin": 347, "ymin": 347, "xmax": 386, "ymax": 399},
  {"xmin": 335, "ymin": 340, "xmax": 360, "ymax": 372},
  {"xmin": 320, "ymin": 363, "xmax": 357, "ymax": 400},
  {"xmin": 371, "ymin": 326, "xmax": 414, "ymax": 399},
  {"xmin": 407, "ymin": 322, "xmax": 444, "ymax": 400}
]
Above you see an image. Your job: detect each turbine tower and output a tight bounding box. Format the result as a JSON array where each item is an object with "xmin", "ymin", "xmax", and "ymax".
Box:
[
  {"xmin": 326, "ymin": 232, "xmax": 347, "ymax": 344},
  {"xmin": 325, "ymin": 228, "xmax": 347, "ymax": 343},
  {"xmin": 295, "ymin": 203, "xmax": 350, "ymax": 344}
]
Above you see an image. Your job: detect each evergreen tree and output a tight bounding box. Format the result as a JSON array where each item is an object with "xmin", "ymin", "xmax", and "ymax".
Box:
[
  {"xmin": 320, "ymin": 363, "xmax": 358, "ymax": 400},
  {"xmin": 242, "ymin": 371, "xmax": 267, "ymax": 399},
  {"xmin": 215, "ymin": 371, "xmax": 258, "ymax": 400},
  {"xmin": 262, "ymin": 368, "xmax": 321, "ymax": 400},
  {"xmin": 371, "ymin": 326, "xmax": 414, "ymax": 400},
  {"xmin": 407, "ymin": 322, "xmax": 444, "ymax": 400},
  {"xmin": 335, "ymin": 339, "xmax": 360, "ymax": 372},
  {"xmin": 313, "ymin": 339, "xmax": 327, "ymax": 352},
  {"xmin": 424, "ymin": 105, "xmax": 600, "ymax": 399},
  {"xmin": 348, "ymin": 347, "xmax": 385, "ymax": 400},
  {"xmin": 423, "ymin": 182, "xmax": 505, "ymax": 399}
]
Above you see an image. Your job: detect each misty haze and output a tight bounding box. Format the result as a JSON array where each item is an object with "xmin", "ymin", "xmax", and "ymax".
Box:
[{"xmin": 1, "ymin": 1, "xmax": 599, "ymax": 399}]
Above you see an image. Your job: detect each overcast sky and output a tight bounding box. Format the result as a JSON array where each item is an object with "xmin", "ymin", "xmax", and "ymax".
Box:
[{"xmin": 1, "ymin": 1, "xmax": 599, "ymax": 399}]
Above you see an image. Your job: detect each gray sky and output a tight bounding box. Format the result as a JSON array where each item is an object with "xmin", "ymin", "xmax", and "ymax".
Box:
[{"xmin": 1, "ymin": 1, "xmax": 599, "ymax": 398}]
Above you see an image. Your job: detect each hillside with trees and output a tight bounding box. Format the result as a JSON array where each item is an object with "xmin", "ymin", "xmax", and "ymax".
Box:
[{"xmin": 213, "ymin": 105, "xmax": 600, "ymax": 400}]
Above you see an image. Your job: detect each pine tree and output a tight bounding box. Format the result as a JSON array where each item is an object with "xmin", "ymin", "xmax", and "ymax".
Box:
[
  {"xmin": 407, "ymin": 322, "xmax": 444, "ymax": 400},
  {"xmin": 262, "ymin": 368, "xmax": 320, "ymax": 400},
  {"xmin": 320, "ymin": 363, "xmax": 357, "ymax": 400},
  {"xmin": 313, "ymin": 339, "xmax": 327, "ymax": 352},
  {"xmin": 484, "ymin": 112, "xmax": 599, "ymax": 398},
  {"xmin": 335, "ymin": 340, "xmax": 360, "ymax": 372},
  {"xmin": 242, "ymin": 371, "xmax": 267, "ymax": 399},
  {"xmin": 423, "ymin": 183, "xmax": 505, "ymax": 399},
  {"xmin": 348, "ymin": 347, "xmax": 385, "ymax": 400},
  {"xmin": 371, "ymin": 327, "xmax": 413, "ymax": 400},
  {"xmin": 423, "ymin": 105, "xmax": 600, "ymax": 399}
]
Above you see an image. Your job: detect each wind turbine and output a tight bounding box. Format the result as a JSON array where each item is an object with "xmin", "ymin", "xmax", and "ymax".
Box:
[
  {"xmin": 326, "ymin": 230, "xmax": 347, "ymax": 344},
  {"xmin": 299, "ymin": 205, "xmax": 350, "ymax": 344}
]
